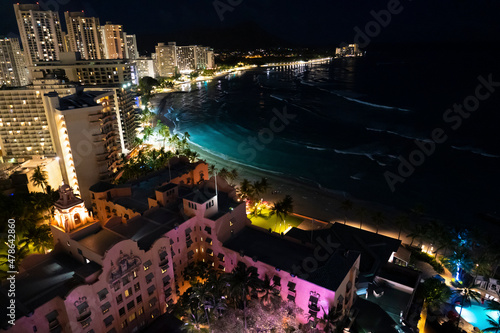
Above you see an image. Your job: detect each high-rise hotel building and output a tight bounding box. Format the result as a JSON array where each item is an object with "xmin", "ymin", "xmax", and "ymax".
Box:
[
  {"xmin": 0, "ymin": 78, "xmax": 76, "ymax": 161},
  {"xmin": 64, "ymin": 12, "xmax": 103, "ymax": 60},
  {"xmin": 155, "ymin": 43, "xmax": 215, "ymax": 77},
  {"xmin": 30, "ymin": 52, "xmax": 137, "ymax": 86},
  {"xmin": 155, "ymin": 42, "xmax": 177, "ymax": 77},
  {"xmin": 125, "ymin": 34, "xmax": 139, "ymax": 60},
  {"xmin": 13, "ymin": 4, "xmax": 65, "ymax": 65},
  {"xmin": 176, "ymin": 45, "xmax": 196, "ymax": 73},
  {"xmin": 101, "ymin": 22, "xmax": 126, "ymax": 60},
  {"xmin": 0, "ymin": 37, "xmax": 29, "ymax": 87},
  {"xmin": 44, "ymin": 89, "xmax": 123, "ymax": 204}
]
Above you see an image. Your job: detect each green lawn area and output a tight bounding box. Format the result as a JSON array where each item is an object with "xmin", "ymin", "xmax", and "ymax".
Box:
[{"xmin": 249, "ymin": 208, "xmax": 304, "ymax": 233}]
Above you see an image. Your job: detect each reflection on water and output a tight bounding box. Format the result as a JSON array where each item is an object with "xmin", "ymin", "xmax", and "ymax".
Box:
[{"xmin": 455, "ymin": 305, "xmax": 500, "ymax": 330}]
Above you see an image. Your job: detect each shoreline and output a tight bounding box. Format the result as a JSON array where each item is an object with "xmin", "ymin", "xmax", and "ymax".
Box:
[
  {"xmin": 183, "ymin": 136, "xmax": 415, "ymax": 244},
  {"xmin": 147, "ymin": 70, "xmax": 472, "ymax": 246},
  {"xmin": 150, "ymin": 88, "xmax": 417, "ymax": 244}
]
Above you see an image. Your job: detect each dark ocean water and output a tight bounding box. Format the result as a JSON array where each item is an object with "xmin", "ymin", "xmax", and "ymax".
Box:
[{"xmin": 161, "ymin": 51, "xmax": 500, "ymax": 228}]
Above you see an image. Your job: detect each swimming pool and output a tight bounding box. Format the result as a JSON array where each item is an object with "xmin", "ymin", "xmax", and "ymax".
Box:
[{"xmin": 455, "ymin": 304, "xmax": 500, "ymax": 330}]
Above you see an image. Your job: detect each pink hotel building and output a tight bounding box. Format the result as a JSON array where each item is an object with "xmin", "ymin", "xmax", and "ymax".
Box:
[{"xmin": 1, "ymin": 160, "xmax": 362, "ymax": 333}]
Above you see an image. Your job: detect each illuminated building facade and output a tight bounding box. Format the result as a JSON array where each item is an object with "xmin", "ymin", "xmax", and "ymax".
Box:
[
  {"xmin": 30, "ymin": 52, "xmax": 136, "ymax": 85},
  {"xmin": 124, "ymin": 34, "xmax": 139, "ymax": 60},
  {"xmin": 335, "ymin": 44, "xmax": 362, "ymax": 58},
  {"xmin": 0, "ymin": 78, "xmax": 76, "ymax": 161},
  {"xmin": 9, "ymin": 156, "xmax": 64, "ymax": 193},
  {"xmin": 53, "ymin": 183, "xmax": 93, "ymax": 232},
  {"xmin": 0, "ymin": 37, "xmax": 29, "ymax": 87},
  {"xmin": 135, "ymin": 57, "xmax": 156, "ymax": 79},
  {"xmin": 155, "ymin": 43, "xmax": 215, "ymax": 75},
  {"xmin": 44, "ymin": 89, "xmax": 123, "ymax": 204},
  {"xmin": 64, "ymin": 12, "xmax": 103, "ymax": 60},
  {"xmin": 176, "ymin": 45, "xmax": 196, "ymax": 73},
  {"xmin": 101, "ymin": 22, "xmax": 126, "ymax": 60},
  {"xmin": 13, "ymin": 3, "xmax": 65, "ymax": 65},
  {"xmin": 155, "ymin": 42, "xmax": 177, "ymax": 77},
  {"xmin": 1, "ymin": 162, "xmax": 361, "ymax": 332}
]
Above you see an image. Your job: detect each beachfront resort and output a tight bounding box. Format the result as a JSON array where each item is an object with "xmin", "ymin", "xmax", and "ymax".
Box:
[
  {"xmin": 1, "ymin": 2, "xmax": 500, "ymax": 333},
  {"xmin": 2, "ymin": 148, "xmax": 500, "ymax": 333}
]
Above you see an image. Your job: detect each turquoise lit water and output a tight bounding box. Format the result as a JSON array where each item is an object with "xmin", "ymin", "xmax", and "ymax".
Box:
[
  {"xmin": 159, "ymin": 51, "xmax": 500, "ymax": 229},
  {"xmin": 455, "ymin": 304, "xmax": 500, "ymax": 330}
]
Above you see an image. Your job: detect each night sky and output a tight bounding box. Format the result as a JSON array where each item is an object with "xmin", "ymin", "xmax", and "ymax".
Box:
[{"xmin": 2, "ymin": 0, "xmax": 500, "ymax": 51}]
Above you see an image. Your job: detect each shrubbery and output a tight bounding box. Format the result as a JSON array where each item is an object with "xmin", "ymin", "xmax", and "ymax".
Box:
[{"xmin": 410, "ymin": 249, "xmax": 445, "ymax": 274}]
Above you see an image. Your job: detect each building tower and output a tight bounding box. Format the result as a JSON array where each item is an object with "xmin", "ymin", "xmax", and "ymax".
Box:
[
  {"xmin": 13, "ymin": 3, "xmax": 65, "ymax": 64},
  {"xmin": 53, "ymin": 183, "xmax": 91, "ymax": 232},
  {"xmin": 64, "ymin": 12, "xmax": 103, "ymax": 60},
  {"xmin": 155, "ymin": 42, "xmax": 177, "ymax": 77},
  {"xmin": 101, "ymin": 22, "xmax": 126, "ymax": 59},
  {"xmin": 0, "ymin": 37, "xmax": 29, "ymax": 86},
  {"xmin": 125, "ymin": 34, "xmax": 139, "ymax": 60}
]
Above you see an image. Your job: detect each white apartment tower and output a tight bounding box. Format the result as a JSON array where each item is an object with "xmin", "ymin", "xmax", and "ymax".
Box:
[
  {"xmin": 155, "ymin": 42, "xmax": 177, "ymax": 77},
  {"xmin": 44, "ymin": 89, "xmax": 123, "ymax": 204},
  {"xmin": 0, "ymin": 37, "xmax": 29, "ymax": 87},
  {"xmin": 125, "ymin": 34, "xmax": 139, "ymax": 60},
  {"xmin": 64, "ymin": 12, "xmax": 103, "ymax": 60},
  {"xmin": 0, "ymin": 78, "xmax": 76, "ymax": 161},
  {"xmin": 13, "ymin": 3, "xmax": 65, "ymax": 64},
  {"xmin": 135, "ymin": 57, "xmax": 156, "ymax": 79},
  {"xmin": 176, "ymin": 45, "xmax": 196, "ymax": 73}
]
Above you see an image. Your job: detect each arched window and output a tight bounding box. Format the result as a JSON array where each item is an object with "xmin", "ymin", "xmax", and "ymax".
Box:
[{"xmin": 74, "ymin": 213, "xmax": 81, "ymax": 224}]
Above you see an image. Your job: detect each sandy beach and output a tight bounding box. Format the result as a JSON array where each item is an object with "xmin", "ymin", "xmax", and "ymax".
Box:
[{"xmin": 150, "ymin": 91, "xmax": 417, "ymax": 246}]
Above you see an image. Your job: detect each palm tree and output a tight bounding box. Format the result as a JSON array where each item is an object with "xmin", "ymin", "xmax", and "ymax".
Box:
[
  {"xmin": 422, "ymin": 277, "xmax": 452, "ymax": 310},
  {"xmin": 394, "ymin": 214, "xmax": 409, "ymax": 241},
  {"xmin": 238, "ymin": 179, "xmax": 254, "ymax": 201},
  {"xmin": 169, "ymin": 133, "xmax": 181, "ymax": 150},
  {"xmin": 142, "ymin": 126, "xmax": 154, "ymax": 142},
  {"xmin": 371, "ymin": 211, "xmax": 385, "ymax": 234},
  {"xmin": 419, "ymin": 278, "xmax": 452, "ymax": 331},
  {"xmin": 30, "ymin": 165, "xmax": 48, "ymax": 193},
  {"xmin": 340, "ymin": 199, "xmax": 353, "ymax": 225},
  {"xmin": 19, "ymin": 224, "xmax": 53, "ymax": 253},
  {"xmin": 487, "ymin": 300, "xmax": 500, "ymax": 313},
  {"xmin": 190, "ymin": 284, "xmax": 214, "ymax": 326},
  {"xmin": 180, "ymin": 132, "xmax": 191, "ymax": 151},
  {"xmin": 218, "ymin": 168, "xmax": 230, "ymax": 181},
  {"xmin": 227, "ymin": 263, "xmax": 260, "ymax": 331},
  {"xmin": 252, "ymin": 178, "xmax": 270, "ymax": 198},
  {"xmin": 0, "ymin": 242, "xmax": 31, "ymax": 269},
  {"xmin": 133, "ymin": 136, "xmax": 143, "ymax": 147},
  {"xmin": 228, "ymin": 169, "xmax": 238, "ymax": 185},
  {"xmin": 424, "ymin": 220, "xmax": 446, "ymax": 253},
  {"xmin": 453, "ymin": 282, "xmax": 481, "ymax": 327},
  {"xmin": 270, "ymin": 195, "xmax": 293, "ymax": 233},
  {"xmin": 407, "ymin": 224, "xmax": 425, "ymax": 247},
  {"xmin": 157, "ymin": 122, "xmax": 170, "ymax": 148},
  {"xmin": 442, "ymin": 247, "xmax": 474, "ymax": 282},
  {"xmin": 319, "ymin": 306, "xmax": 344, "ymax": 332},
  {"xmin": 356, "ymin": 207, "xmax": 367, "ymax": 230},
  {"xmin": 484, "ymin": 315, "xmax": 500, "ymax": 332}
]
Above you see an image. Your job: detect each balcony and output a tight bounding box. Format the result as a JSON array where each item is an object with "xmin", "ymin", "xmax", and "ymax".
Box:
[
  {"xmin": 308, "ymin": 303, "xmax": 320, "ymax": 313},
  {"xmin": 76, "ymin": 309, "xmax": 91, "ymax": 323},
  {"xmin": 92, "ymin": 133, "xmax": 105, "ymax": 141},
  {"xmin": 159, "ymin": 258, "xmax": 169, "ymax": 269},
  {"xmin": 48, "ymin": 319, "xmax": 61, "ymax": 331}
]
